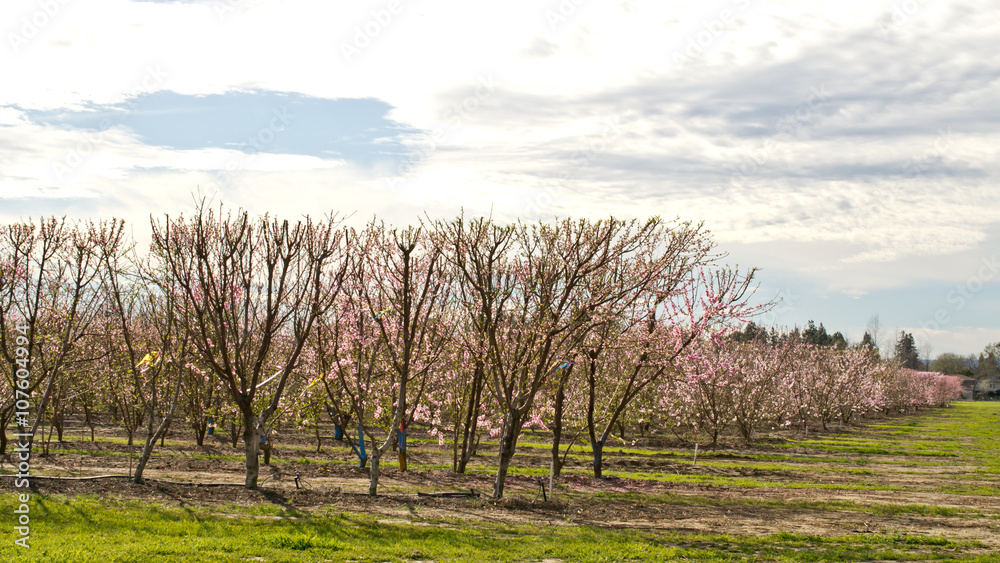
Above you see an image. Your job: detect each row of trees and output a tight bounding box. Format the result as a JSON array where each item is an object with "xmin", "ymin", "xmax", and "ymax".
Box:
[
  {"xmin": 745, "ymin": 315, "xmax": 999, "ymax": 383},
  {"xmin": 0, "ymin": 206, "xmax": 963, "ymax": 498},
  {"xmin": 930, "ymin": 345, "xmax": 1000, "ymax": 380},
  {"xmin": 642, "ymin": 335, "xmax": 961, "ymax": 447}
]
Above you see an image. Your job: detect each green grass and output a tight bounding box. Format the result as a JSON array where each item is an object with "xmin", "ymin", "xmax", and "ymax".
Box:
[
  {"xmin": 12, "ymin": 403, "xmax": 1000, "ymax": 561},
  {"xmin": 588, "ymin": 491, "xmax": 983, "ymax": 518},
  {"xmin": 693, "ymin": 460, "xmax": 877, "ymax": 475},
  {"xmin": 0, "ymin": 496, "xmax": 993, "ymax": 563},
  {"xmin": 938, "ymin": 485, "xmax": 1000, "ymax": 496},
  {"xmin": 777, "ymin": 442, "xmax": 960, "ymax": 456},
  {"xmin": 467, "ymin": 464, "xmax": 899, "ymax": 491}
]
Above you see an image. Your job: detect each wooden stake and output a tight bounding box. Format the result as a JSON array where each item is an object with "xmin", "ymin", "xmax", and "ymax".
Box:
[{"xmin": 549, "ymin": 460, "xmax": 555, "ymax": 501}]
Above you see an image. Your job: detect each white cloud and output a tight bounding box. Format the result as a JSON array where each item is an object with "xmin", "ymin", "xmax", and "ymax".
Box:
[
  {"xmin": 905, "ymin": 326, "xmax": 999, "ymax": 359},
  {"xmin": 1, "ymin": 0, "xmax": 999, "ymax": 354}
]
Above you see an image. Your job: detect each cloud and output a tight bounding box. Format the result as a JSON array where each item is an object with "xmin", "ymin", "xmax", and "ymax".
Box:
[
  {"xmin": 1, "ymin": 0, "xmax": 998, "ymax": 354},
  {"xmin": 17, "ymin": 90, "xmax": 419, "ymax": 168}
]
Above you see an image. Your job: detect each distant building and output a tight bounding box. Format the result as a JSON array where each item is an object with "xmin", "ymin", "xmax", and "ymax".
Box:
[
  {"xmin": 959, "ymin": 377, "xmax": 976, "ymax": 400},
  {"xmin": 973, "ymin": 376, "xmax": 1000, "ymax": 400}
]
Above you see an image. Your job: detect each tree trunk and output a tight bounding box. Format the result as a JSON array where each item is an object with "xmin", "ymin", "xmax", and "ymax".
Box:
[
  {"xmin": 25, "ymin": 368, "xmax": 59, "ymax": 456},
  {"xmin": 194, "ymin": 420, "xmax": 206, "ymax": 447},
  {"xmin": 136, "ymin": 375, "xmax": 184, "ymax": 484},
  {"xmin": 0, "ymin": 408, "xmax": 10, "ymax": 454},
  {"xmin": 357, "ymin": 422, "xmax": 368, "ymax": 468},
  {"xmin": 457, "ymin": 363, "xmax": 484, "ymax": 473},
  {"xmin": 550, "ymin": 375, "xmax": 567, "ymax": 477},
  {"xmin": 492, "ymin": 412, "xmax": 523, "ymax": 499},
  {"xmin": 230, "ymin": 419, "xmax": 240, "ymax": 449},
  {"xmin": 584, "ymin": 353, "xmax": 608, "ymax": 479},
  {"xmin": 397, "ymin": 426, "xmax": 407, "ymax": 471},
  {"xmin": 591, "ymin": 437, "xmax": 605, "ymax": 479},
  {"xmin": 134, "ymin": 405, "xmax": 155, "ymax": 483},
  {"xmin": 243, "ymin": 412, "xmax": 260, "ymax": 489},
  {"xmin": 314, "ymin": 418, "xmax": 322, "ymax": 453},
  {"xmin": 134, "ymin": 438, "xmax": 154, "ymax": 483},
  {"xmin": 550, "ymin": 440, "xmax": 565, "ymax": 477},
  {"xmin": 43, "ymin": 421, "xmax": 52, "ymax": 455},
  {"xmin": 493, "ymin": 446, "xmax": 515, "ymax": 500},
  {"xmin": 54, "ymin": 413, "xmax": 64, "ymax": 442},
  {"xmin": 452, "ymin": 416, "xmax": 460, "ymax": 472},
  {"xmin": 83, "ymin": 404, "xmax": 96, "ymax": 442},
  {"xmin": 368, "ymin": 453, "xmax": 381, "ymax": 497}
]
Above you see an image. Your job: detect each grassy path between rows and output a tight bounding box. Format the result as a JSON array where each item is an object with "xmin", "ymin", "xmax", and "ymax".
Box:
[
  {"xmin": 1, "ymin": 496, "xmax": 995, "ymax": 563},
  {"xmin": 3, "ymin": 401, "xmax": 1000, "ymax": 562}
]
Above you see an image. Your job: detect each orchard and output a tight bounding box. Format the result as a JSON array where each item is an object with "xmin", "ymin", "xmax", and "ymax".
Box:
[{"xmin": 0, "ymin": 204, "xmax": 965, "ymax": 502}]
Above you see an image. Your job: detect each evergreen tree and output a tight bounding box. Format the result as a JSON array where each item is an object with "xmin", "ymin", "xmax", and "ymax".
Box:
[
  {"xmin": 735, "ymin": 321, "xmax": 770, "ymax": 343},
  {"xmin": 857, "ymin": 332, "xmax": 880, "ymax": 360},
  {"xmin": 894, "ymin": 331, "xmax": 920, "ymax": 370},
  {"xmin": 974, "ymin": 342, "xmax": 999, "ymax": 381},
  {"xmin": 802, "ymin": 320, "xmax": 833, "ymax": 347},
  {"xmin": 732, "ymin": 321, "xmax": 761, "ymax": 343},
  {"xmin": 831, "ymin": 331, "xmax": 848, "ymax": 350},
  {"xmin": 859, "ymin": 332, "xmax": 876, "ymax": 350}
]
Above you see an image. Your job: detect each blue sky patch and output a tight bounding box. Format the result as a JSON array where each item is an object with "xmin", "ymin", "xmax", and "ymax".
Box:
[{"xmin": 19, "ymin": 90, "xmax": 420, "ymax": 169}]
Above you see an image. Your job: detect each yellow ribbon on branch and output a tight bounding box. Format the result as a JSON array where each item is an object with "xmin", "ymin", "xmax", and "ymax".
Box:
[{"xmin": 136, "ymin": 350, "xmax": 160, "ymax": 368}]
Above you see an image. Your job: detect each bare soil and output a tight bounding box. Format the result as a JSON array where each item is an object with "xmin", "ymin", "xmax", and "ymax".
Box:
[{"xmin": 3, "ymin": 413, "xmax": 999, "ymax": 548}]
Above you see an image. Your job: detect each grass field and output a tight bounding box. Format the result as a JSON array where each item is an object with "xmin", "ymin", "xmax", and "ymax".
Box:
[{"xmin": 3, "ymin": 402, "xmax": 1000, "ymax": 561}]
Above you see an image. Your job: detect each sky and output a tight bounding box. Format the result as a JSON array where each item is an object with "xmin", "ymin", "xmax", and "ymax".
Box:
[{"xmin": 1, "ymin": 0, "xmax": 998, "ymax": 358}]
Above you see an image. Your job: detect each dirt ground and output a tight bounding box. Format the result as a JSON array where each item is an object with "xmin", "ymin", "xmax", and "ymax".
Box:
[{"xmin": 3, "ymin": 412, "xmax": 1000, "ymax": 549}]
